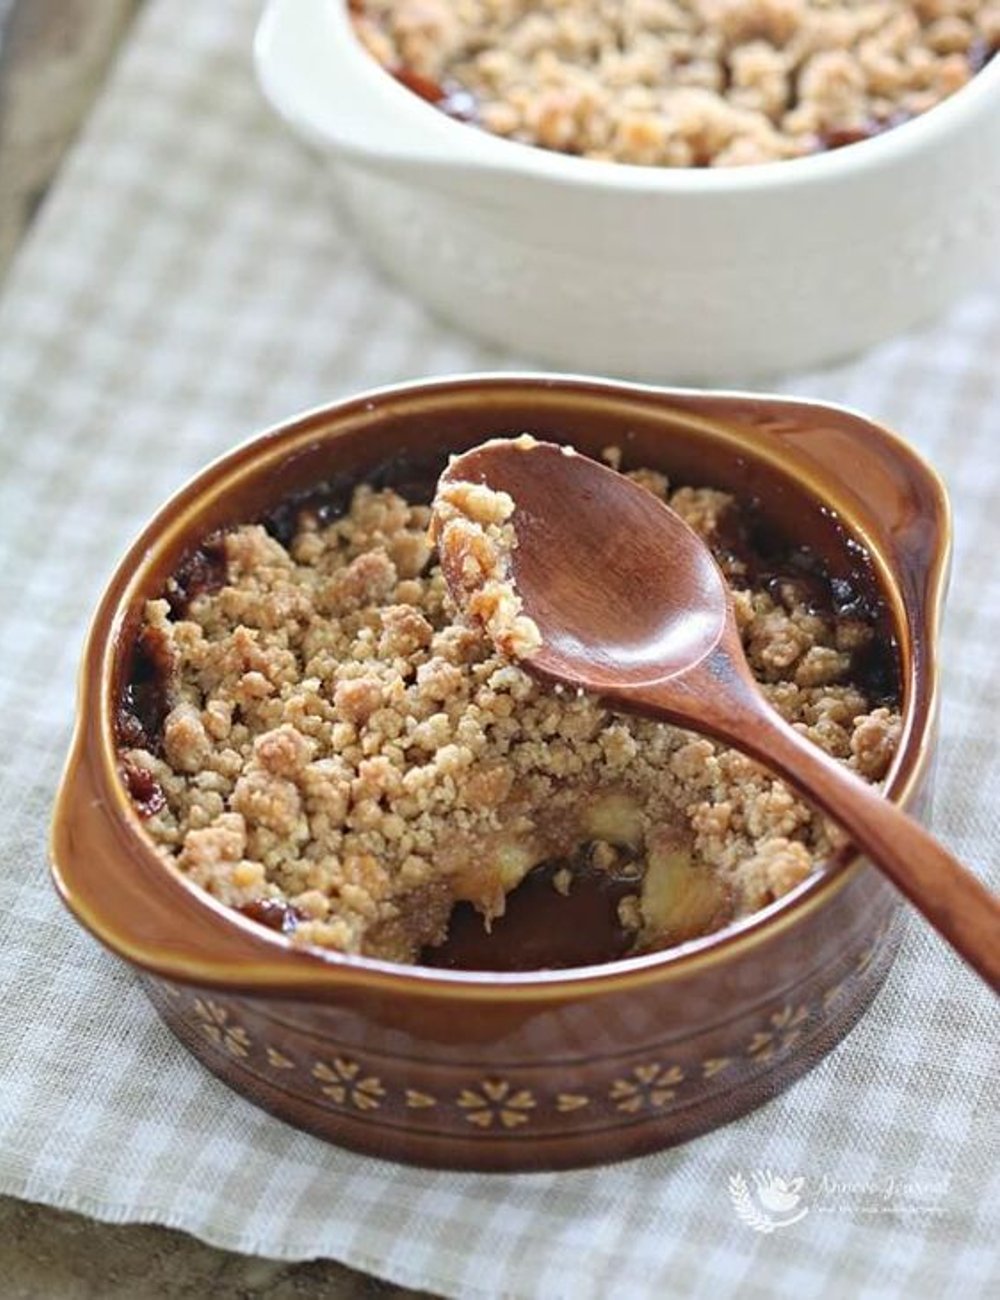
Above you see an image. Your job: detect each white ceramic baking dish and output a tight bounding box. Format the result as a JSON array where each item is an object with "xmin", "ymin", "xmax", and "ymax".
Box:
[{"xmin": 255, "ymin": 0, "xmax": 1000, "ymax": 382}]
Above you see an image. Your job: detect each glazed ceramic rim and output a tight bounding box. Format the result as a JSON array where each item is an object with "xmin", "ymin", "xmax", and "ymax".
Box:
[
  {"xmin": 256, "ymin": 0, "xmax": 1000, "ymax": 193},
  {"xmin": 51, "ymin": 373, "xmax": 951, "ymax": 1000}
]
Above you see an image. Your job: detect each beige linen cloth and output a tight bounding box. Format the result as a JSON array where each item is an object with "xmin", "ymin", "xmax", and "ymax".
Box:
[{"xmin": 1, "ymin": 3, "xmax": 998, "ymax": 1297}]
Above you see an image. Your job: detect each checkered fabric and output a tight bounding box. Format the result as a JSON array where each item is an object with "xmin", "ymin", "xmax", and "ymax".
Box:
[{"xmin": 0, "ymin": 3, "xmax": 997, "ymax": 1297}]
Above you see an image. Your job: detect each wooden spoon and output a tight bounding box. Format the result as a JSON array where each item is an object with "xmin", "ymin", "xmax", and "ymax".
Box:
[{"xmin": 438, "ymin": 439, "xmax": 1000, "ymax": 992}]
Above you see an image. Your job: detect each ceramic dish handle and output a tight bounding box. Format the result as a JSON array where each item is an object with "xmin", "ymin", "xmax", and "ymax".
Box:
[
  {"xmin": 255, "ymin": 0, "xmax": 496, "ymax": 176},
  {"xmin": 50, "ymin": 714, "xmax": 340, "ymax": 991}
]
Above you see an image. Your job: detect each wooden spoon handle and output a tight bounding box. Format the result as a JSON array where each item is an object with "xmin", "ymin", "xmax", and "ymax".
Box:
[{"xmin": 705, "ymin": 701, "xmax": 1000, "ymax": 992}]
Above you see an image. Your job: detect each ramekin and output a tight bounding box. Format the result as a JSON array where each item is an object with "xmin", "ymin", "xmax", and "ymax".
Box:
[
  {"xmin": 255, "ymin": 0, "xmax": 1000, "ymax": 382},
  {"xmin": 50, "ymin": 375, "xmax": 950, "ymax": 1170}
]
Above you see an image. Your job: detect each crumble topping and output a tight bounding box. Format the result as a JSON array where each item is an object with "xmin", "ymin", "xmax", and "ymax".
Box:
[
  {"xmin": 353, "ymin": 0, "xmax": 998, "ymax": 166},
  {"xmin": 120, "ymin": 451, "xmax": 901, "ymax": 966},
  {"xmin": 429, "ymin": 451, "xmax": 543, "ymax": 661}
]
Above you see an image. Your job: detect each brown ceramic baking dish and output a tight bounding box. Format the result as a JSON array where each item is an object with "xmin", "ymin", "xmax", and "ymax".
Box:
[{"xmin": 50, "ymin": 375, "xmax": 949, "ymax": 1171}]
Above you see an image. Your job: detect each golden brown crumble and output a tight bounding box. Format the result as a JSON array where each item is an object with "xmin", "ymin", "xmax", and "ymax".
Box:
[
  {"xmin": 121, "ymin": 453, "xmax": 901, "ymax": 965},
  {"xmin": 430, "ymin": 454, "xmax": 543, "ymax": 660},
  {"xmin": 353, "ymin": 0, "xmax": 998, "ymax": 166}
]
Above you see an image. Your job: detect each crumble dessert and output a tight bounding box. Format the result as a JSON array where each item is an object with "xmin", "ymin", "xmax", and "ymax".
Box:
[
  {"xmin": 118, "ymin": 445, "xmax": 901, "ymax": 967},
  {"xmin": 352, "ymin": 1, "xmax": 999, "ymax": 166},
  {"xmin": 430, "ymin": 446, "xmax": 543, "ymax": 661}
]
